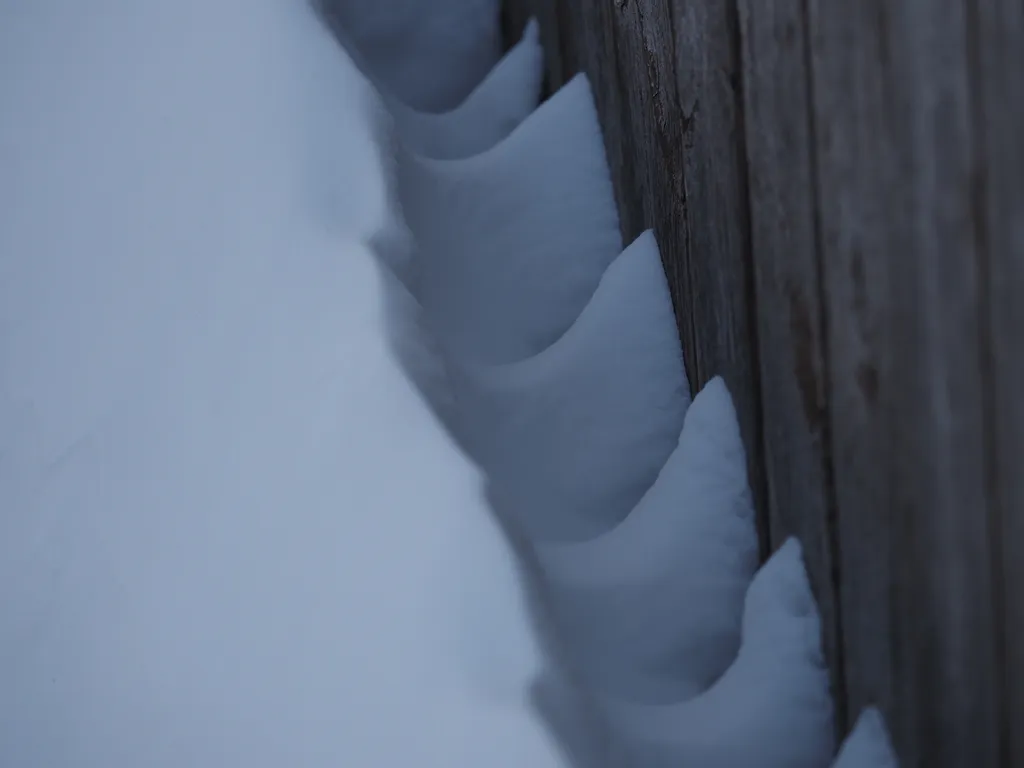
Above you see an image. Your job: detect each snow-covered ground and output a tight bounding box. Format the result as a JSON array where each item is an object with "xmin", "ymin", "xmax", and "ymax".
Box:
[
  {"xmin": 0, "ymin": 2, "xmax": 567, "ymax": 766},
  {"xmin": 0, "ymin": 1, "xmax": 903, "ymax": 765}
]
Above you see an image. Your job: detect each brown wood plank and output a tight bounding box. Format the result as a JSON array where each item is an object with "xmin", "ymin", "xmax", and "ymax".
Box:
[
  {"xmin": 970, "ymin": 0, "xmax": 1024, "ymax": 763},
  {"xmin": 808, "ymin": 0, "xmax": 1003, "ymax": 765},
  {"xmin": 735, "ymin": 0, "xmax": 845, "ymax": 734}
]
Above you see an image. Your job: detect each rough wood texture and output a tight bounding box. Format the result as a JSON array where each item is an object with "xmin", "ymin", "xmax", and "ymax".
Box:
[
  {"xmin": 810, "ymin": 0, "xmax": 1004, "ymax": 763},
  {"xmin": 801, "ymin": 0, "xmax": 896, "ymax": 743},
  {"xmin": 505, "ymin": 0, "xmax": 1022, "ymax": 766},
  {"xmin": 735, "ymin": 0, "xmax": 845, "ymax": 734},
  {"xmin": 667, "ymin": 0, "xmax": 767, "ymax": 552},
  {"xmin": 971, "ymin": 0, "xmax": 1024, "ymax": 765}
]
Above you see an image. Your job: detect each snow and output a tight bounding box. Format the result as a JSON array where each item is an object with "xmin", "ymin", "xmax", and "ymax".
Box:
[
  {"xmin": 316, "ymin": 0, "xmax": 503, "ymax": 112},
  {"xmin": 336, "ymin": 18, "xmax": 545, "ymax": 161},
  {"xmin": 387, "ymin": 19, "xmax": 545, "ymax": 161},
  {"xmin": 446, "ymin": 230, "xmax": 689, "ymax": 543},
  {"xmin": 0, "ymin": 2, "xmax": 567, "ymax": 766},
  {"xmin": 833, "ymin": 708, "xmax": 899, "ymax": 768},
  {"xmin": 536, "ymin": 375, "xmax": 759, "ymax": 703},
  {"xmin": 598, "ymin": 539, "xmax": 835, "ymax": 768},
  {"xmin": 397, "ymin": 74, "xmax": 622, "ymax": 365}
]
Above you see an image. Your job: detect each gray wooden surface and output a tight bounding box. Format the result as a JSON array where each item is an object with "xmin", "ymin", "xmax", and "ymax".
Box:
[
  {"xmin": 810, "ymin": 1, "xmax": 1002, "ymax": 763},
  {"xmin": 735, "ymin": 0, "xmax": 845, "ymax": 734},
  {"xmin": 503, "ymin": 0, "xmax": 1023, "ymax": 765},
  {"xmin": 974, "ymin": 1, "xmax": 1024, "ymax": 765}
]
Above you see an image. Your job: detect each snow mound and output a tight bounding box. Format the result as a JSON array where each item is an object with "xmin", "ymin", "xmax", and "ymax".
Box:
[
  {"xmin": 399, "ymin": 74, "xmax": 622, "ymax": 364},
  {"xmin": 833, "ymin": 708, "xmax": 900, "ymax": 768},
  {"xmin": 447, "ymin": 231, "xmax": 689, "ymax": 542},
  {"xmin": 537, "ymin": 376, "xmax": 759, "ymax": 702},
  {"xmin": 316, "ymin": 0, "xmax": 502, "ymax": 112},
  {"xmin": 600, "ymin": 539, "xmax": 834, "ymax": 768},
  {"xmin": 330, "ymin": 14, "xmax": 543, "ymax": 161},
  {"xmin": 0, "ymin": 3, "xmax": 569, "ymax": 767},
  {"xmin": 389, "ymin": 19, "xmax": 544, "ymax": 160}
]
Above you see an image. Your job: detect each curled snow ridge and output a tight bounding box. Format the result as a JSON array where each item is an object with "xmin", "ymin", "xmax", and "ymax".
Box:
[
  {"xmin": 332, "ymin": 17, "xmax": 543, "ymax": 160},
  {"xmin": 599, "ymin": 538, "xmax": 834, "ymax": 768},
  {"xmin": 399, "ymin": 74, "xmax": 622, "ymax": 364},
  {"xmin": 361, "ymin": 22, "xmax": 545, "ymax": 432},
  {"xmin": 833, "ymin": 708, "xmax": 900, "ymax": 768},
  {"xmin": 447, "ymin": 231, "xmax": 688, "ymax": 543},
  {"xmin": 535, "ymin": 376, "xmax": 759, "ymax": 702},
  {"xmin": 316, "ymin": 0, "xmax": 503, "ymax": 112},
  {"xmin": 742, "ymin": 538, "xmax": 820, "ymax": 647},
  {"xmin": 389, "ymin": 19, "xmax": 544, "ymax": 159}
]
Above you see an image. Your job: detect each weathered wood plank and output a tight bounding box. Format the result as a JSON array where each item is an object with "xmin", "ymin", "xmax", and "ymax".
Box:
[
  {"xmin": 735, "ymin": 0, "xmax": 845, "ymax": 734},
  {"xmin": 970, "ymin": 0, "xmax": 1024, "ymax": 763},
  {"xmin": 808, "ymin": 0, "xmax": 1003, "ymax": 765},
  {"xmin": 667, "ymin": 0, "xmax": 767, "ymax": 547},
  {"xmin": 802, "ymin": 0, "xmax": 897, "ymax": 744},
  {"xmin": 605, "ymin": 0, "xmax": 692, "ymax": 326}
]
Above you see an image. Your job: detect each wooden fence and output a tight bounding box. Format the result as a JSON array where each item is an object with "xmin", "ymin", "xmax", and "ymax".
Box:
[{"xmin": 501, "ymin": 1, "xmax": 1023, "ymax": 766}]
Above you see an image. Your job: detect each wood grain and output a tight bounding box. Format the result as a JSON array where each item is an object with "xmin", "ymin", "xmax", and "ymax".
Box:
[
  {"xmin": 667, "ymin": 0, "xmax": 767, "ymax": 546},
  {"xmin": 735, "ymin": 0, "xmax": 845, "ymax": 733},
  {"xmin": 970, "ymin": 0, "xmax": 1024, "ymax": 764},
  {"xmin": 808, "ymin": 0, "xmax": 1002, "ymax": 764},
  {"xmin": 801, "ymin": 0, "xmax": 899, "ymax": 746}
]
